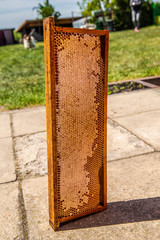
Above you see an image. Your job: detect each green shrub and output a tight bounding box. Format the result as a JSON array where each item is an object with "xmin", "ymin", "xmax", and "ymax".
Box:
[
  {"xmin": 13, "ymin": 31, "xmax": 22, "ymax": 42},
  {"xmin": 140, "ymin": 0, "xmax": 153, "ymax": 27},
  {"xmin": 111, "ymin": 0, "xmax": 153, "ymax": 31}
]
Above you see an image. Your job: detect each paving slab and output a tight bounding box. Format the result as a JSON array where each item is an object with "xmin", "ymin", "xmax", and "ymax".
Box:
[
  {"xmin": 0, "ymin": 182, "xmax": 23, "ymax": 240},
  {"xmin": 0, "ymin": 114, "xmax": 11, "ymax": 139},
  {"xmin": 14, "ymin": 120, "xmax": 153, "ymax": 178},
  {"xmin": 108, "ymin": 152, "xmax": 160, "ymax": 202},
  {"xmin": 0, "ymin": 137, "xmax": 16, "ymax": 184},
  {"xmin": 12, "ymin": 108, "xmax": 46, "ymax": 137},
  {"xmin": 108, "ymin": 88, "xmax": 160, "ymax": 118},
  {"xmin": 107, "ymin": 119, "xmax": 153, "ymax": 161},
  {"xmin": 22, "ymin": 152, "xmax": 160, "ymax": 239},
  {"xmin": 114, "ymin": 110, "xmax": 160, "ymax": 151},
  {"xmin": 15, "ymin": 132, "xmax": 47, "ymax": 178}
]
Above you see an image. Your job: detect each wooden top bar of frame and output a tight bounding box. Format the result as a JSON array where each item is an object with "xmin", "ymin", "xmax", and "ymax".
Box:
[{"xmin": 55, "ymin": 26, "xmax": 108, "ymax": 36}]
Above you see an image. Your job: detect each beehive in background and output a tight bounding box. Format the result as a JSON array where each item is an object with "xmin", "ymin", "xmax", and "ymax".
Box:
[{"xmin": 43, "ymin": 17, "xmax": 109, "ymax": 231}]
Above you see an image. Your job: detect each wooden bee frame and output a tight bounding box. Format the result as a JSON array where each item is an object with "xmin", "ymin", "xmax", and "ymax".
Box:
[{"xmin": 43, "ymin": 17, "xmax": 109, "ymax": 231}]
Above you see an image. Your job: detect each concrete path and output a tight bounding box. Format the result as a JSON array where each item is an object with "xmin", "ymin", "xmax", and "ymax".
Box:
[{"xmin": 0, "ymin": 88, "xmax": 160, "ymax": 240}]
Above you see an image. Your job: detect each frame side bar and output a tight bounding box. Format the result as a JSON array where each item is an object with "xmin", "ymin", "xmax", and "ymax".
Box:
[
  {"xmin": 43, "ymin": 17, "xmax": 59, "ymax": 230},
  {"xmin": 103, "ymin": 30, "xmax": 109, "ymax": 208}
]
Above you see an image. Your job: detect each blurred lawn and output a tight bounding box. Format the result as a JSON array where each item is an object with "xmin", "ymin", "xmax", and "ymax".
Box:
[
  {"xmin": 0, "ymin": 25, "xmax": 160, "ymax": 110},
  {"xmin": 0, "ymin": 42, "xmax": 45, "ymax": 110},
  {"xmin": 109, "ymin": 25, "xmax": 160, "ymax": 82}
]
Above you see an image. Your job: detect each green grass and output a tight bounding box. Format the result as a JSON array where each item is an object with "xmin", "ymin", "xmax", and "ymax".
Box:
[
  {"xmin": 0, "ymin": 25, "xmax": 160, "ymax": 110},
  {"xmin": 0, "ymin": 42, "xmax": 45, "ymax": 110},
  {"xmin": 109, "ymin": 25, "xmax": 160, "ymax": 82}
]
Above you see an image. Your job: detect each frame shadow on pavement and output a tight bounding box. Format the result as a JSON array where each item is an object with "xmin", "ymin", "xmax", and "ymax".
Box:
[{"xmin": 60, "ymin": 197, "xmax": 160, "ymax": 231}]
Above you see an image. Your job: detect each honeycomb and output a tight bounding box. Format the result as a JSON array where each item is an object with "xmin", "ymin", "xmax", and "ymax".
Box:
[{"xmin": 54, "ymin": 28, "xmax": 106, "ymax": 219}]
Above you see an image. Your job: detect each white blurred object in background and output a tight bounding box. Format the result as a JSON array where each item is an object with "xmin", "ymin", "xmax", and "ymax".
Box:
[{"xmin": 23, "ymin": 34, "xmax": 36, "ymax": 49}]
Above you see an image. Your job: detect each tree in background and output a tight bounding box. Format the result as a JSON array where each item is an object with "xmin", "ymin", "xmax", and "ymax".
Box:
[
  {"xmin": 36, "ymin": 0, "xmax": 61, "ymax": 19},
  {"xmin": 110, "ymin": 0, "xmax": 152, "ymax": 30},
  {"xmin": 77, "ymin": 0, "xmax": 109, "ymax": 17},
  {"xmin": 77, "ymin": 0, "xmax": 110, "ymax": 28},
  {"xmin": 77, "ymin": 0, "xmax": 153, "ymax": 31},
  {"xmin": 140, "ymin": 0, "xmax": 153, "ymax": 28},
  {"xmin": 110, "ymin": 0, "xmax": 132, "ymax": 30}
]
